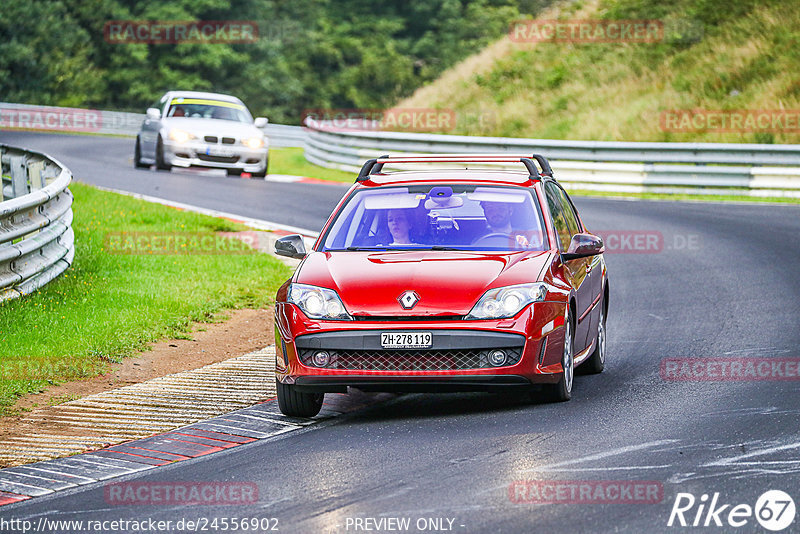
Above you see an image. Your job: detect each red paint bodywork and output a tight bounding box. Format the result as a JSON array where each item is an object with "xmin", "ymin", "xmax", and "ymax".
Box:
[{"xmin": 274, "ymin": 171, "xmax": 607, "ymax": 390}]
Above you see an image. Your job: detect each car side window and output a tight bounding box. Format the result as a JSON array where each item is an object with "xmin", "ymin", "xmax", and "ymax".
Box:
[
  {"xmin": 553, "ymin": 185, "xmax": 581, "ymax": 236},
  {"xmin": 157, "ymin": 95, "xmax": 169, "ymax": 115},
  {"xmin": 545, "ymin": 183, "xmax": 572, "ymax": 251}
]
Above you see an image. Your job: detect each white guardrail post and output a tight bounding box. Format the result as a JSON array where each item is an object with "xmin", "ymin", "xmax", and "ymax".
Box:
[
  {"xmin": 0, "ymin": 145, "xmax": 74, "ymax": 302},
  {"xmin": 302, "ymin": 123, "xmax": 800, "ymax": 198}
]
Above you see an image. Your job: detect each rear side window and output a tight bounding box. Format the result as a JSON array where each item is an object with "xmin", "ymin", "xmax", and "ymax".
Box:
[
  {"xmin": 553, "ymin": 185, "xmax": 581, "ymax": 236},
  {"xmin": 545, "ymin": 183, "xmax": 571, "ymax": 251}
]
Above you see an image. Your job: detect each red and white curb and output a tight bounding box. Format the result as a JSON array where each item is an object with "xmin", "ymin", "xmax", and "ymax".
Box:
[{"xmin": 0, "ymin": 382, "xmax": 390, "ymax": 507}]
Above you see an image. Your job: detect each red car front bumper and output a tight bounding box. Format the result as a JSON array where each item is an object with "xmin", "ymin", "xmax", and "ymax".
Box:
[{"xmin": 274, "ymin": 301, "xmax": 568, "ymax": 393}]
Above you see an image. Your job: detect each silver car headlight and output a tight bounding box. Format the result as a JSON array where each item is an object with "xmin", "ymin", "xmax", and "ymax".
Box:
[
  {"xmin": 288, "ymin": 283, "xmax": 351, "ymax": 320},
  {"xmin": 466, "ymin": 283, "xmax": 552, "ymax": 320},
  {"xmin": 242, "ymin": 136, "xmax": 264, "ymax": 149},
  {"xmin": 168, "ymin": 128, "xmax": 196, "ymax": 143}
]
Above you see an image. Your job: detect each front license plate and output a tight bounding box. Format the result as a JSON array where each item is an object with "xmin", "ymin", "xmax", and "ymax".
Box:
[
  {"xmin": 381, "ymin": 332, "xmax": 432, "ymax": 349},
  {"xmin": 205, "ymin": 146, "xmax": 234, "ymax": 157}
]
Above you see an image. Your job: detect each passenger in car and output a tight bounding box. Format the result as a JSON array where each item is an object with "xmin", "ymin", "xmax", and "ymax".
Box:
[
  {"xmin": 477, "ymin": 201, "xmax": 538, "ymax": 248},
  {"xmin": 387, "ymin": 209, "xmax": 416, "ymax": 245}
]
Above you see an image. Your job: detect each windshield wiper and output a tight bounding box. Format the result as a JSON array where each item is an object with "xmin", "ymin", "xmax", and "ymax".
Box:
[{"xmin": 425, "ymin": 246, "xmax": 465, "ymax": 251}]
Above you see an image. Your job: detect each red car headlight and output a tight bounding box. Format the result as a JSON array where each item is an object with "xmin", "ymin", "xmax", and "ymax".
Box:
[
  {"xmin": 466, "ymin": 283, "xmax": 552, "ymax": 320},
  {"xmin": 288, "ymin": 283, "xmax": 352, "ymax": 320}
]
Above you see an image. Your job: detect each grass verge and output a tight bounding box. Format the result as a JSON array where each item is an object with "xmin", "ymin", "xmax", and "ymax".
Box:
[
  {"xmin": 270, "ymin": 147, "xmax": 353, "ymax": 182},
  {"xmin": 0, "ymin": 182, "xmax": 291, "ymax": 416}
]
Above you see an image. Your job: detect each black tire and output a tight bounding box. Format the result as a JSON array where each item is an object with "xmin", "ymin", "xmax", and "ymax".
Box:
[
  {"xmin": 251, "ymin": 158, "xmax": 268, "ymax": 178},
  {"xmin": 276, "ymin": 379, "xmax": 324, "ymax": 417},
  {"xmin": 543, "ymin": 312, "xmax": 574, "ymax": 402},
  {"xmin": 134, "ymin": 138, "xmax": 149, "ymax": 168},
  {"xmin": 226, "ymin": 168, "xmax": 243, "ymax": 177},
  {"xmin": 580, "ymin": 296, "xmax": 606, "ymax": 375},
  {"xmin": 155, "ymin": 137, "xmax": 171, "ymax": 171}
]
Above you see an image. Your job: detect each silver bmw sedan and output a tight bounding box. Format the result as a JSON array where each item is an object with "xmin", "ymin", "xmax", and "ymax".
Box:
[{"xmin": 134, "ymin": 91, "xmax": 269, "ymax": 177}]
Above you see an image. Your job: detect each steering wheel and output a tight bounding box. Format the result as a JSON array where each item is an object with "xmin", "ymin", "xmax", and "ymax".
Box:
[{"xmin": 471, "ymin": 233, "xmax": 515, "ymax": 247}]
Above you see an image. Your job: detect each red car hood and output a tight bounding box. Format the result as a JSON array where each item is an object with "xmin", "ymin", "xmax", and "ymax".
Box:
[{"xmin": 296, "ymin": 250, "xmax": 553, "ymax": 316}]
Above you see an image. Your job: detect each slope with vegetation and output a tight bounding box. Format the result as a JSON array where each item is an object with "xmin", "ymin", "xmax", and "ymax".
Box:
[{"xmin": 396, "ymin": 0, "xmax": 800, "ymax": 143}]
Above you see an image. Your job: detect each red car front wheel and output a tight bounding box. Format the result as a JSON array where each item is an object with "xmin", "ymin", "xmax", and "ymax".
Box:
[
  {"xmin": 276, "ymin": 379, "xmax": 324, "ymax": 418},
  {"xmin": 544, "ymin": 313, "xmax": 573, "ymax": 402}
]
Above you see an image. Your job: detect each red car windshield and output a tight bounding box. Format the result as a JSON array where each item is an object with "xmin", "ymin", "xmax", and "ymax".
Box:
[{"xmin": 321, "ymin": 184, "xmax": 549, "ymax": 251}]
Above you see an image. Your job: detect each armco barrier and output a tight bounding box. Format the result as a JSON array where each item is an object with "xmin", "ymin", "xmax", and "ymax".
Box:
[
  {"xmin": 0, "ymin": 102, "xmax": 306, "ymax": 148},
  {"xmin": 3, "ymin": 101, "xmax": 800, "ymax": 196},
  {"xmin": 0, "ymin": 145, "xmax": 74, "ymax": 301},
  {"xmin": 303, "ymin": 123, "xmax": 800, "ymax": 197}
]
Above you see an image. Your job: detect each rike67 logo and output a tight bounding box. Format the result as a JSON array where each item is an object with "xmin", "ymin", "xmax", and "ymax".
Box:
[{"xmin": 668, "ymin": 490, "xmax": 796, "ymax": 531}]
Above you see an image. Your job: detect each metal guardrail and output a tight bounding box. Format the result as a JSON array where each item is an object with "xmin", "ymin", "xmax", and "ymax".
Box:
[
  {"xmin": 304, "ymin": 125, "xmax": 800, "ymax": 197},
  {"xmin": 0, "ymin": 102, "xmax": 307, "ymax": 148},
  {"xmin": 0, "ymin": 145, "xmax": 74, "ymax": 302},
  {"xmin": 4, "ymin": 100, "xmax": 799, "ymax": 196}
]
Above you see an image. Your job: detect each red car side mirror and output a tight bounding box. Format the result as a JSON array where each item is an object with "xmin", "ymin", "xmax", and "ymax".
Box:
[{"xmin": 562, "ymin": 233, "xmax": 604, "ymax": 261}]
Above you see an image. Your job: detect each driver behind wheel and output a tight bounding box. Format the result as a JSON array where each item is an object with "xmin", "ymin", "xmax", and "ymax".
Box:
[{"xmin": 476, "ymin": 201, "xmax": 537, "ymax": 248}]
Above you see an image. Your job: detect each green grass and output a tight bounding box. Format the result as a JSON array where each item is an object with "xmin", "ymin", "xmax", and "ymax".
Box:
[
  {"xmin": 0, "ymin": 183, "xmax": 291, "ymax": 415},
  {"xmin": 270, "ymin": 147, "xmax": 354, "ymax": 182}
]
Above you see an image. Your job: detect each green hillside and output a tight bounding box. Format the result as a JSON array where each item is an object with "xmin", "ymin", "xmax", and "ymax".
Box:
[{"xmin": 396, "ymin": 0, "xmax": 800, "ymax": 143}]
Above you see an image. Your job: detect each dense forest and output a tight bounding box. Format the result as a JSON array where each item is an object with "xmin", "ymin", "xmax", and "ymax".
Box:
[{"xmin": 0, "ymin": 0, "xmax": 549, "ymax": 123}]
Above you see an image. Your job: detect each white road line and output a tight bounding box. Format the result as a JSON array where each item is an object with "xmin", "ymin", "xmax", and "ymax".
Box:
[
  {"xmin": 703, "ymin": 440, "xmax": 800, "ymax": 466},
  {"xmin": 521, "ymin": 439, "xmax": 680, "ymax": 472}
]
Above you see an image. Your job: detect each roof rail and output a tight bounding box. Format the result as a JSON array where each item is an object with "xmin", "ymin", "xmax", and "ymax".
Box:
[
  {"xmin": 357, "ymin": 155, "xmax": 389, "ymax": 181},
  {"xmin": 355, "ymin": 154, "xmax": 553, "ymax": 182}
]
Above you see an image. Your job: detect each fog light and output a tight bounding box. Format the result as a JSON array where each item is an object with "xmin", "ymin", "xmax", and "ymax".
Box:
[
  {"xmin": 488, "ymin": 350, "xmax": 507, "ymax": 367},
  {"xmin": 312, "ymin": 351, "xmax": 330, "ymax": 367}
]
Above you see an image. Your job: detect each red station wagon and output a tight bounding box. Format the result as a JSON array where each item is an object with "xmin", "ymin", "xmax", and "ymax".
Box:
[{"xmin": 273, "ymin": 154, "xmax": 608, "ymax": 417}]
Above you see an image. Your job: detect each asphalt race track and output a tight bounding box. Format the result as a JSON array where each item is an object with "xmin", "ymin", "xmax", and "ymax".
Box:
[{"xmin": 2, "ymin": 131, "xmax": 800, "ymax": 533}]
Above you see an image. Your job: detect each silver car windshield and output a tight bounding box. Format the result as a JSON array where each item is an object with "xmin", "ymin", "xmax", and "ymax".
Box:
[
  {"xmin": 166, "ymin": 98, "xmax": 252, "ymax": 123},
  {"xmin": 322, "ymin": 184, "xmax": 549, "ymax": 252}
]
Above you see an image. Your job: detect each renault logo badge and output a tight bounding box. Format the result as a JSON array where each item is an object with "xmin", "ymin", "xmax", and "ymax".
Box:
[{"xmin": 398, "ymin": 290, "xmax": 420, "ymax": 310}]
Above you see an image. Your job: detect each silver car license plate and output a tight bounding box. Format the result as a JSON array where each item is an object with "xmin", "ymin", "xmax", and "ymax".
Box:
[
  {"xmin": 206, "ymin": 146, "xmax": 234, "ymax": 157},
  {"xmin": 380, "ymin": 332, "xmax": 432, "ymax": 349}
]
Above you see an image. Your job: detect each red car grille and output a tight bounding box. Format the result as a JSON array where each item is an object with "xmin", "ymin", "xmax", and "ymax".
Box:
[{"xmin": 299, "ymin": 348, "xmax": 523, "ymax": 371}]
